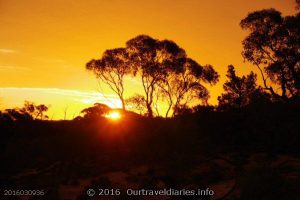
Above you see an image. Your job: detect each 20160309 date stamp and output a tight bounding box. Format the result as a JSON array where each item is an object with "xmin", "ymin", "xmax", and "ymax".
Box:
[{"xmin": 3, "ymin": 189, "xmax": 45, "ymax": 196}]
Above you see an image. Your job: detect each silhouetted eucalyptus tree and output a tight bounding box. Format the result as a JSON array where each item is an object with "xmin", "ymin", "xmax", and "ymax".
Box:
[
  {"xmin": 126, "ymin": 35, "xmax": 187, "ymax": 117},
  {"xmin": 86, "ymin": 48, "xmax": 130, "ymax": 110},
  {"xmin": 126, "ymin": 35, "xmax": 219, "ymax": 117},
  {"xmin": 0, "ymin": 101, "xmax": 49, "ymax": 121},
  {"xmin": 240, "ymin": 6, "xmax": 300, "ymax": 101},
  {"xmin": 80, "ymin": 103, "xmax": 111, "ymax": 119},
  {"xmin": 87, "ymin": 35, "xmax": 219, "ymax": 117},
  {"xmin": 218, "ymin": 65, "xmax": 269, "ymax": 109},
  {"xmin": 160, "ymin": 58, "xmax": 219, "ymax": 117},
  {"xmin": 125, "ymin": 94, "xmax": 146, "ymax": 115}
]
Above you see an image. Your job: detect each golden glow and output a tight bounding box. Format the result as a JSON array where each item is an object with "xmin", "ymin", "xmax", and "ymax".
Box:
[
  {"xmin": 0, "ymin": 0, "xmax": 296, "ymax": 119},
  {"xmin": 106, "ymin": 111, "xmax": 121, "ymax": 120}
]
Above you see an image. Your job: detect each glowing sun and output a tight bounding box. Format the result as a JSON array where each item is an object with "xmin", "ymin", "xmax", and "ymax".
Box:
[{"xmin": 106, "ymin": 111, "xmax": 121, "ymax": 120}]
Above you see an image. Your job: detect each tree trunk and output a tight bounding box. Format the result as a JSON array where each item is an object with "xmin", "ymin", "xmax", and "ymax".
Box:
[
  {"xmin": 120, "ymin": 97, "xmax": 126, "ymax": 111},
  {"xmin": 146, "ymin": 103, "xmax": 153, "ymax": 118}
]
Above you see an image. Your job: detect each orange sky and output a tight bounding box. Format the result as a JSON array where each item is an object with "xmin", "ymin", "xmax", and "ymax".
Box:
[{"xmin": 0, "ymin": 0, "xmax": 297, "ymax": 119}]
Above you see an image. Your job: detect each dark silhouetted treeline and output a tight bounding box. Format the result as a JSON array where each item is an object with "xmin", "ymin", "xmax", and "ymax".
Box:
[{"xmin": 1, "ymin": 100, "xmax": 300, "ymax": 199}]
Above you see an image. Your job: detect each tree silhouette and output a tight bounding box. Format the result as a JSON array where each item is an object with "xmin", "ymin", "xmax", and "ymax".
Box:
[
  {"xmin": 160, "ymin": 58, "xmax": 219, "ymax": 117},
  {"xmin": 34, "ymin": 104, "xmax": 49, "ymax": 120},
  {"xmin": 172, "ymin": 104, "xmax": 193, "ymax": 116},
  {"xmin": 126, "ymin": 35, "xmax": 218, "ymax": 117},
  {"xmin": 218, "ymin": 65, "xmax": 269, "ymax": 109},
  {"xmin": 80, "ymin": 103, "xmax": 111, "ymax": 119},
  {"xmin": 0, "ymin": 101, "xmax": 49, "ymax": 121},
  {"xmin": 2, "ymin": 108, "xmax": 33, "ymax": 121},
  {"xmin": 125, "ymin": 94, "xmax": 147, "ymax": 115},
  {"xmin": 126, "ymin": 35, "xmax": 187, "ymax": 117},
  {"xmin": 240, "ymin": 6, "xmax": 300, "ymax": 101},
  {"xmin": 87, "ymin": 35, "xmax": 219, "ymax": 117},
  {"xmin": 86, "ymin": 48, "xmax": 130, "ymax": 110}
]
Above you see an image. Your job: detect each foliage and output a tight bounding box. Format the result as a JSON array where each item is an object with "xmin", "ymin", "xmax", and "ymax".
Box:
[
  {"xmin": 0, "ymin": 101, "xmax": 49, "ymax": 121},
  {"xmin": 172, "ymin": 104, "xmax": 193, "ymax": 116},
  {"xmin": 240, "ymin": 7, "xmax": 300, "ymax": 100},
  {"xmin": 80, "ymin": 103, "xmax": 111, "ymax": 119},
  {"xmin": 125, "ymin": 94, "xmax": 147, "ymax": 115},
  {"xmin": 160, "ymin": 59, "xmax": 219, "ymax": 117},
  {"xmin": 126, "ymin": 35, "xmax": 219, "ymax": 117},
  {"xmin": 87, "ymin": 35, "xmax": 219, "ymax": 117},
  {"xmin": 86, "ymin": 48, "xmax": 130, "ymax": 110},
  {"xmin": 126, "ymin": 35, "xmax": 186, "ymax": 117},
  {"xmin": 1, "ymin": 101, "xmax": 300, "ymax": 199},
  {"xmin": 218, "ymin": 65, "xmax": 270, "ymax": 110}
]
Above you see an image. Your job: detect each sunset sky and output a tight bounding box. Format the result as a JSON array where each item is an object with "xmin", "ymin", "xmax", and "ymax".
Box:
[{"xmin": 0, "ymin": 0, "xmax": 297, "ymax": 119}]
